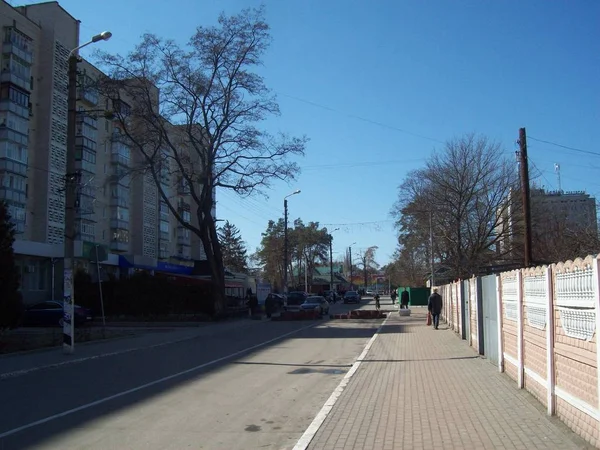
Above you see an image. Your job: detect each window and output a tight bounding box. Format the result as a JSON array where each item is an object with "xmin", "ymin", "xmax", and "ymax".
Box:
[
  {"xmin": 112, "ymin": 206, "xmax": 129, "ymax": 221},
  {"xmin": 0, "ymin": 111, "xmax": 29, "ymax": 135},
  {"xmin": 0, "ymin": 85, "xmax": 29, "ymax": 107},
  {"xmin": 80, "ymin": 222, "xmax": 95, "ymax": 237},
  {"xmin": 1, "ymin": 174, "xmax": 26, "ymax": 191},
  {"xmin": 112, "ymin": 229, "xmax": 129, "ymax": 242},
  {"xmin": 160, "ymin": 202, "xmax": 169, "ymax": 221},
  {"xmin": 112, "ymin": 99, "xmax": 131, "ymax": 117},
  {"xmin": 160, "ymin": 220, "xmax": 169, "ymax": 233},
  {"xmin": 0, "ymin": 141, "xmax": 27, "ymax": 163},
  {"xmin": 182, "ymin": 210, "xmax": 191, "ymax": 223}
]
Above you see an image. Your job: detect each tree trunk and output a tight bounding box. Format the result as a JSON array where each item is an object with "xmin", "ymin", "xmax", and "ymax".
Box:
[{"xmin": 196, "ymin": 199, "xmax": 227, "ymax": 315}]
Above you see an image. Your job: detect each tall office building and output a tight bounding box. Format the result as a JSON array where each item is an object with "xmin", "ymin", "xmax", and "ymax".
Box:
[{"xmin": 1, "ymin": 1, "xmax": 213, "ymax": 303}]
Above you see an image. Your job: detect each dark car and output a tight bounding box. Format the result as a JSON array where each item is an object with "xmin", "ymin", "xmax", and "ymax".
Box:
[
  {"xmin": 300, "ymin": 296, "xmax": 330, "ymax": 315},
  {"xmin": 343, "ymin": 291, "xmax": 361, "ymax": 304},
  {"xmin": 21, "ymin": 301, "xmax": 93, "ymax": 328},
  {"xmin": 285, "ymin": 291, "xmax": 308, "ymax": 310}
]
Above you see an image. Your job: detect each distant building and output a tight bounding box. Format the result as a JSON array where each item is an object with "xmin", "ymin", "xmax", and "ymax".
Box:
[{"xmin": 495, "ymin": 188, "xmax": 598, "ymax": 263}]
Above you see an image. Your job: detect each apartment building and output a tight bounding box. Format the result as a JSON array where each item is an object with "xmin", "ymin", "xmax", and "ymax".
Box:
[
  {"xmin": 495, "ymin": 188, "xmax": 598, "ymax": 261},
  {"xmin": 0, "ymin": 1, "xmax": 212, "ymax": 303}
]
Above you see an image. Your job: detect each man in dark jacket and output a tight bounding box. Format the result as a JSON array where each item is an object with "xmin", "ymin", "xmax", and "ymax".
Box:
[
  {"xmin": 400, "ymin": 288, "xmax": 410, "ymax": 309},
  {"xmin": 428, "ymin": 288, "xmax": 443, "ymax": 330}
]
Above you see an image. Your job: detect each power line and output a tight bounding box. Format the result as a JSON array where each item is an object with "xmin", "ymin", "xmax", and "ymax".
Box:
[
  {"xmin": 528, "ymin": 136, "xmax": 600, "ymax": 158},
  {"xmin": 278, "ymin": 93, "xmax": 445, "ymax": 144}
]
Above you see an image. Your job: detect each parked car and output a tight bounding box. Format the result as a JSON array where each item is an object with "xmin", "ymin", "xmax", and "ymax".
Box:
[
  {"xmin": 300, "ymin": 296, "xmax": 330, "ymax": 315},
  {"xmin": 21, "ymin": 301, "xmax": 93, "ymax": 328},
  {"xmin": 285, "ymin": 291, "xmax": 308, "ymax": 310},
  {"xmin": 343, "ymin": 291, "xmax": 361, "ymax": 304}
]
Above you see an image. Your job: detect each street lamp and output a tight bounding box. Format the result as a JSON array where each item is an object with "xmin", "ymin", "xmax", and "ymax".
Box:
[
  {"xmin": 328, "ymin": 228, "xmax": 340, "ymax": 293},
  {"xmin": 348, "ymin": 242, "xmax": 356, "ymax": 290},
  {"xmin": 283, "ymin": 190, "xmax": 301, "ymax": 294},
  {"xmin": 63, "ymin": 31, "xmax": 112, "ymax": 355}
]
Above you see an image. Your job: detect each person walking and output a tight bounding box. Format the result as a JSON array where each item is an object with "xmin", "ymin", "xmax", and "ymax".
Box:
[
  {"xmin": 374, "ymin": 292, "xmax": 380, "ymax": 310},
  {"xmin": 401, "ymin": 288, "xmax": 410, "ymax": 309},
  {"xmin": 390, "ymin": 290, "xmax": 397, "ymax": 305},
  {"xmin": 428, "ymin": 288, "xmax": 443, "ymax": 330}
]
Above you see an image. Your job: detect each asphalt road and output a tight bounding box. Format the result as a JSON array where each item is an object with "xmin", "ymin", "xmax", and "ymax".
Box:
[{"xmin": 0, "ymin": 298, "xmax": 389, "ymax": 450}]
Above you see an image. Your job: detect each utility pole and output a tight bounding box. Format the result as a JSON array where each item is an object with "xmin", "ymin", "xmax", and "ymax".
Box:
[
  {"xmin": 518, "ymin": 127, "xmax": 533, "ymax": 267},
  {"xmin": 329, "ymin": 236, "xmax": 334, "ymax": 293},
  {"xmin": 283, "ymin": 190, "xmax": 300, "ymax": 294},
  {"xmin": 63, "ymin": 31, "xmax": 112, "ymax": 355},
  {"xmin": 430, "ymin": 210, "xmax": 434, "ymax": 288},
  {"xmin": 63, "ymin": 53, "xmax": 78, "ymax": 354},
  {"xmin": 349, "ymin": 246, "xmax": 353, "ymax": 290},
  {"xmin": 328, "ymin": 228, "xmax": 339, "ymax": 294},
  {"xmin": 283, "ymin": 198, "xmax": 288, "ymax": 294}
]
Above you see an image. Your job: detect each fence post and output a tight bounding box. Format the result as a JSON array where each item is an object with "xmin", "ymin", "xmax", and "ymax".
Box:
[
  {"xmin": 545, "ymin": 265, "xmax": 555, "ymax": 416},
  {"xmin": 496, "ymin": 274, "xmax": 504, "ymax": 373},
  {"xmin": 477, "ymin": 276, "xmax": 484, "ymax": 355},
  {"xmin": 593, "ymin": 258, "xmax": 600, "ymax": 414},
  {"xmin": 517, "ymin": 269, "xmax": 524, "ymax": 389}
]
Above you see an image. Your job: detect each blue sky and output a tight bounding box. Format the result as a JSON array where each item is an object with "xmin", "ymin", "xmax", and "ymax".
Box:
[{"xmin": 26, "ymin": 0, "xmax": 600, "ymax": 265}]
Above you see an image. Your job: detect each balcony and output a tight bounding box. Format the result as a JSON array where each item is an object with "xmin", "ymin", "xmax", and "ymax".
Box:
[
  {"xmin": 0, "ymin": 71, "xmax": 30, "ymax": 92},
  {"xmin": 0, "ymin": 99, "xmax": 28, "ymax": 119},
  {"xmin": 75, "ymin": 136, "xmax": 97, "ymax": 151},
  {"xmin": 0, "ymin": 187, "xmax": 26, "ymax": 204},
  {"xmin": 0, "ymin": 159, "xmax": 27, "ymax": 175},
  {"xmin": 110, "ymin": 218, "xmax": 129, "ymax": 230},
  {"xmin": 109, "ymin": 196, "xmax": 129, "ymax": 208},
  {"xmin": 74, "ymin": 159, "xmax": 95, "ymax": 175},
  {"xmin": 2, "ymin": 42, "xmax": 33, "ymax": 64},
  {"xmin": 110, "ymin": 152, "xmax": 129, "ymax": 168},
  {"xmin": 110, "ymin": 241, "xmax": 128, "ymax": 253},
  {"xmin": 77, "ymin": 87, "xmax": 99, "ymax": 106},
  {"xmin": 177, "ymin": 234, "xmax": 191, "ymax": 246},
  {"xmin": 76, "ymin": 113, "xmax": 97, "ymax": 129},
  {"xmin": 176, "ymin": 245, "xmax": 191, "ymax": 260},
  {"xmin": 0, "ymin": 128, "xmax": 28, "ymax": 146}
]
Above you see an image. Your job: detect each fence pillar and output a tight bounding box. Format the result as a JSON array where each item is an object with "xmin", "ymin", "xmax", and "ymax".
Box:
[
  {"xmin": 517, "ymin": 270, "xmax": 524, "ymax": 389},
  {"xmin": 496, "ymin": 274, "xmax": 504, "ymax": 373},
  {"xmin": 545, "ymin": 265, "xmax": 555, "ymax": 416}
]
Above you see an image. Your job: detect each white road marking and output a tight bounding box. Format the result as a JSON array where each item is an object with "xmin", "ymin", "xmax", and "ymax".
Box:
[
  {"xmin": 0, "ymin": 333, "xmax": 205, "ymax": 381},
  {"xmin": 293, "ymin": 315, "xmax": 390, "ymax": 450},
  {"xmin": 0, "ymin": 322, "xmax": 317, "ymax": 439}
]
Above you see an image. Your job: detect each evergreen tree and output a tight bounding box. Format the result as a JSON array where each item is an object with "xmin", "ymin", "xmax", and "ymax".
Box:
[
  {"xmin": 0, "ymin": 201, "xmax": 23, "ymax": 332},
  {"xmin": 218, "ymin": 221, "xmax": 248, "ymax": 273}
]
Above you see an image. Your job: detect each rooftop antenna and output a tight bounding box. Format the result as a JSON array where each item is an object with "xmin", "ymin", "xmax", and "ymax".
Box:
[{"xmin": 554, "ymin": 163, "xmax": 562, "ymax": 193}]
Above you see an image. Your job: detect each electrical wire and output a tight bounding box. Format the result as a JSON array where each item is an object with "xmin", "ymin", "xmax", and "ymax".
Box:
[{"xmin": 528, "ymin": 136, "xmax": 600, "ymax": 158}]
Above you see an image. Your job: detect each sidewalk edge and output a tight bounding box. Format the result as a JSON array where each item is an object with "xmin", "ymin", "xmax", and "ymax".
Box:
[{"xmin": 293, "ymin": 314, "xmax": 391, "ymax": 450}]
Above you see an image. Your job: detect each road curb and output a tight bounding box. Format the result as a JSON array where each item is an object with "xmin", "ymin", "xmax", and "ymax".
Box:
[{"xmin": 293, "ymin": 314, "xmax": 390, "ymax": 450}]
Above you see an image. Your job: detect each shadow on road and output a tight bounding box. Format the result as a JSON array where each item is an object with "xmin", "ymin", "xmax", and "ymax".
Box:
[{"xmin": 0, "ymin": 304, "xmax": 380, "ymax": 449}]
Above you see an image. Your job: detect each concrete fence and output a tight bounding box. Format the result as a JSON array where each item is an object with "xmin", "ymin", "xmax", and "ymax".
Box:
[{"xmin": 438, "ymin": 255, "xmax": 600, "ymax": 448}]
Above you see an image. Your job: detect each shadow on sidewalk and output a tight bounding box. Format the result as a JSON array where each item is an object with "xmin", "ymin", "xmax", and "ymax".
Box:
[
  {"xmin": 233, "ymin": 361, "xmax": 352, "ymax": 368},
  {"xmin": 360, "ymin": 355, "xmax": 481, "ymax": 363}
]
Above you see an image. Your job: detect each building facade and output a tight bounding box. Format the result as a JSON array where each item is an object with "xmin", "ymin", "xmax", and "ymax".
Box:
[
  {"xmin": 495, "ymin": 188, "xmax": 598, "ymax": 263},
  {"xmin": 0, "ymin": 1, "xmax": 212, "ymax": 303}
]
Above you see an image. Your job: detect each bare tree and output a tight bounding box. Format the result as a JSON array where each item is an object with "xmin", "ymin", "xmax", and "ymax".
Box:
[
  {"xmin": 391, "ymin": 134, "xmax": 519, "ymax": 279},
  {"xmin": 355, "ymin": 246, "xmax": 379, "ymax": 289},
  {"xmin": 95, "ymin": 7, "xmax": 307, "ymax": 311}
]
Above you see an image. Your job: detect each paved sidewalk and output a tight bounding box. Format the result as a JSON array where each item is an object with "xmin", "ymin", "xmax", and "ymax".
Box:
[
  {"xmin": 307, "ymin": 308, "xmax": 592, "ymax": 450},
  {"xmin": 0, "ymin": 318, "xmax": 264, "ymax": 379}
]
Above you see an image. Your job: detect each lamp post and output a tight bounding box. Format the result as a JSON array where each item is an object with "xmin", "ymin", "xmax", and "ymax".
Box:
[
  {"xmin": 283, "ymin": 190, "xmax": 301, "ymax": 295},
  {"xmin": 348, "ymin": 242, "xmax": 356, "ymax": 290},
  {"xmin": 63, "ymin": 31, "xmax": 112, "ymax": 355},
  {"xmin": 328, "ymin": 228, "xmax": 339, "ymax": 293}
]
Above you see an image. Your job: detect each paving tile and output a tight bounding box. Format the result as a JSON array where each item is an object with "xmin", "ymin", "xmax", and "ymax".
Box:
[{"xmin": 307, "ymin": 309, "xmax": 592, "ymax": 449}]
